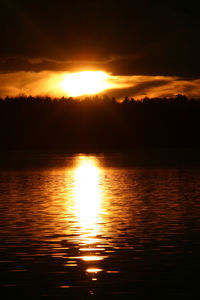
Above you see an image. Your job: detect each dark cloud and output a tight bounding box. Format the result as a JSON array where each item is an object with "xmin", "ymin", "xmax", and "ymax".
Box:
[
  {"xmin": 0, "ymin": 0, "xmax": 199, "ymax": 77},
  {"xmin": 0, "ymin": 55, "xmax": 121, "ymax": 72}
]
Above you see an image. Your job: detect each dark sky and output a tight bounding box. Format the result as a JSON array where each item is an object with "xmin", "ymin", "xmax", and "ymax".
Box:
[{"xmin": 0, "ymin": 0, "xmax": 200, "ymax": 77}]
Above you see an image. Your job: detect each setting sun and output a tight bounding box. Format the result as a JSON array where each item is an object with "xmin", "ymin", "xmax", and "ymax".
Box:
[{"xmin": 61, "ymin": 71, "xmax": 111, "ymax": 97}]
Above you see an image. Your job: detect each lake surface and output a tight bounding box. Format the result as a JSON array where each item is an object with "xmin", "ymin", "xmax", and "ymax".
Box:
[{"xmin": 0, "ymin": 153, "xmax": 199, "ymax": 299}]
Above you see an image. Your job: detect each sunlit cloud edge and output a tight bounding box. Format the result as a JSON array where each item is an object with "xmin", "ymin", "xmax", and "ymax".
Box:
[{"xmin": 0, "ymin": 70, "xmax": 199, "ymax": 100}]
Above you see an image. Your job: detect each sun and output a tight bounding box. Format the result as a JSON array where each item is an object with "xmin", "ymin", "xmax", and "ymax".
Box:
[{"xmin": 61, "ymin": 71, "xmax": 111, "ymax": 97}]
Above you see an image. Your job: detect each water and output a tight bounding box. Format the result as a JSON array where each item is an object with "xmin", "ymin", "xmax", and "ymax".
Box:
[{"xmin": 0, "ymin": 153, "xmax": 199, "ymax": 299}]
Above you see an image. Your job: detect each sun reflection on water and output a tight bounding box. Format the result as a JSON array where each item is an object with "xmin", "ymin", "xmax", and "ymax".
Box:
[
  {"xmin": 74, "ymin": 156, "xmax": 101, "ymax": 235},
  {"xmin": 72, "ymin": 156, "xmax": 105, "ymax": 275}
]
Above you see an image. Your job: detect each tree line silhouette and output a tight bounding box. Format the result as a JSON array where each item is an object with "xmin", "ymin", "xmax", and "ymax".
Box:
[{"xmin": 0, "ymin": 94, "xmax": 200, "ymax": 151}]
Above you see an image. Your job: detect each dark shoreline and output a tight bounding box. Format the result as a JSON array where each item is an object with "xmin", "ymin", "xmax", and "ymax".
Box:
[{"xmin": 1, "ymin": 96, "xmax": 200, "ymax": 155}]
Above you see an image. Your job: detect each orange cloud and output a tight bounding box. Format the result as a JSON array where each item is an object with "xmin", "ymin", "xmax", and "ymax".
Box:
[{"xmin": 0, "ymin": 71, "xmax": 199, "ymax": 99}]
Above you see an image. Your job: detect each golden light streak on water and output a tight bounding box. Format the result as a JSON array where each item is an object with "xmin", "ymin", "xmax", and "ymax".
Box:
[
  {"xmin": 86, "ymin": 268, "xmax": 102, "ymax": 273},
  {"xmin": 72, "ymin": 156, "xmax": 105, "ymax": 269}
]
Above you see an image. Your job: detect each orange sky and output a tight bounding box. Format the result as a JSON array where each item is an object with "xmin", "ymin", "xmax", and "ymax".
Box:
[{"xmin": 0, "ymin": 71, "xmax": 200, "ymax": 100}]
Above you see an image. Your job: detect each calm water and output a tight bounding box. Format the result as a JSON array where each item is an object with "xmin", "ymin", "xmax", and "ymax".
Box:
[{"xmin": 0, "ymin": 153, "xmax": 199, "ymax": 299}]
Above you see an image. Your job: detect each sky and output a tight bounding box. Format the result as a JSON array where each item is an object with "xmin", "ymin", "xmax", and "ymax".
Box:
[{"xmin": 0, "ymin": 0, "xmax": 200, "ymax": 99}]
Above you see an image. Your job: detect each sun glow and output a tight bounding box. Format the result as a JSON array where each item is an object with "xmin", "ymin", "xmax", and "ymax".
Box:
[{"xmin": 62, "ymin": 71, "xmax": 111, "ymax": 97}]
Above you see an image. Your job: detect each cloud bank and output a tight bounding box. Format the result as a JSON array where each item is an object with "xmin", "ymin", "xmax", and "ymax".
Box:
[{"xmin": 0, "ymin": 71, "xmax": 200, "ymax": 100}]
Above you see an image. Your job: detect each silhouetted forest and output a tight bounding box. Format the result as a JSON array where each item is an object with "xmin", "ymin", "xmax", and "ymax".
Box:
[{"xmin": 1, "ymin": 95, "xmax": 200, "ymax": 151}]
